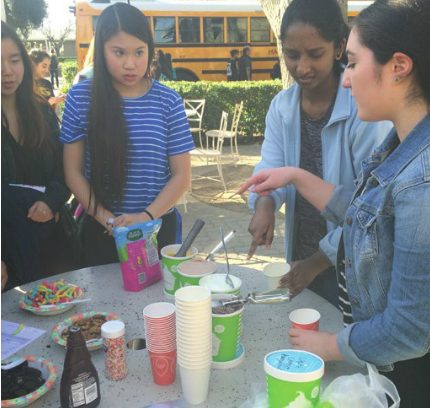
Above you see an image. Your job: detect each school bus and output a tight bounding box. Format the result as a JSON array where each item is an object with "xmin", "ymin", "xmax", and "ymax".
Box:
[{"xmin": 72, "ymin": 0, "xmax": 373, "ymax": 82}]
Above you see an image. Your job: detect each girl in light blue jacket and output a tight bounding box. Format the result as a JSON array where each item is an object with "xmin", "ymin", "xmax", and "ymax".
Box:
[{"xmin": 247, "ymin": 0, "xmax": 392, "ymax": 306}]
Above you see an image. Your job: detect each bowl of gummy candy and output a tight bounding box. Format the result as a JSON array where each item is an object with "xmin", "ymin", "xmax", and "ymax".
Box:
[
  {"xmin": 19, "ymin": 279, "xmax": 85, "ymax": 316},
  {"xmin": 1, "ymin": 356, "xmax": 57, "ymax": 407}
]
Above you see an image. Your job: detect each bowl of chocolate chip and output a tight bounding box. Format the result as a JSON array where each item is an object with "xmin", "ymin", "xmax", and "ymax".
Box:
[{"xmin": 51, "ymin": 311, "xmax": 121, "ymax": 351}]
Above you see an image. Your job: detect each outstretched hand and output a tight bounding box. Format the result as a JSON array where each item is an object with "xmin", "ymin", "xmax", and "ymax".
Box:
[
  {"xmin": 288, "ymin": 329, "xmax": 343, "ymax": 362},
  {"xmin": 238, "ymin": 167, "xmax": 297, "ymax": 196}
]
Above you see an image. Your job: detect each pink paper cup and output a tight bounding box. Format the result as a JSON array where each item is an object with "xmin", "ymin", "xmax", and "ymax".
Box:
[
  {"xmin": 148, "ymin": 349, "xmax": 177, "ymax": 386},
  {"xmin": 289, "ymin": 308, "xmax": 321, "ymax": 331}
]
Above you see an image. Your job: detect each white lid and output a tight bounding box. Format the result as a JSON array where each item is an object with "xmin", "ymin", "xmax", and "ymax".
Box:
[
  {"xmin": 264, "ymin": 350, "xmax": 324, "ymax": 382},
  {"xmin": 101, "ymin": 320, "xmax": 125, "ymax": 339}
]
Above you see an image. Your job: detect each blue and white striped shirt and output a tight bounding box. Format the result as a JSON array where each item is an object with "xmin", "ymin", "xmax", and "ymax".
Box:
[{"xmin": 60, "ymin": 79, "xmax": 194, "ymax": 215}]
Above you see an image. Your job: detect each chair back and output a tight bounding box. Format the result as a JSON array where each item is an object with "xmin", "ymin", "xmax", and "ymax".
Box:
[
  {"xmin": 184, "ymin": 99, "xmax": 205, "ymax": 127},
  {"xmin": 215, "ymin": 111, "xmax": 229, "ymax": 151},
  {"xmin": 230, "ymin": 101, "xmax": 244, "ymax": 135}
]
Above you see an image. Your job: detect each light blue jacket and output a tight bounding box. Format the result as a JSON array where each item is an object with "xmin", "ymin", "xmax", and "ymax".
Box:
[
  {"xmin": 323, "ymin": 115, "xmax": 430, "ymax": 369},
  {"xmin": 248, "ymin": 74, "xmax": 392, "ymax": 265}
]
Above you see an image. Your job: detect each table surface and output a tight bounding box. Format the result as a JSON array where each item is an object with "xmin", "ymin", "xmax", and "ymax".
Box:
[{"xmin": 1, "ymin": 263, "xmax": 364, "ymax": 408}]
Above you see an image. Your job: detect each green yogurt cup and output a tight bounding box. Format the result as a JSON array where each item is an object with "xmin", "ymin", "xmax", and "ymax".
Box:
[
  {"xmin": 161, "ymin": 244, "xmax": 198, "ymax": 296},
  {"xmin": 212, "ymin": 305, "xmax": 244, "ymax": 362},
  {"xmin": 177, "ymin": 260, "xmax": 217, "ymax": 287},
  {"xmin": 264, "ymin": 350, "xmax": 324, "ymax": 408}
]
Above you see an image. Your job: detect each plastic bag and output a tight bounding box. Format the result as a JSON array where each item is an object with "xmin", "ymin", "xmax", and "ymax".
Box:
[
  {"xmin": 316, "ymin": 364, "xmax": 400, "ymax": 408},
  {"xmin": 113, "ymin": 220, "xmax": 163, "ymax": 292}
]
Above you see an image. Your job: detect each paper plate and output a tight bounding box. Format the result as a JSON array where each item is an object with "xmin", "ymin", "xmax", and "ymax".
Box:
[
  {"xmin": 19, "ymin": 282, "xmax": 85, "ymax": 316},
  {"xmin": 212, "ymin": 344, "xmax": 245, "ymax": 370},
  {"xmin": 52, "ymin": 311, "xmax": 120, "ymax": 351},
  {"xmin": 1, "ymin": 356, "xmax": 57, "ymax": 407}
]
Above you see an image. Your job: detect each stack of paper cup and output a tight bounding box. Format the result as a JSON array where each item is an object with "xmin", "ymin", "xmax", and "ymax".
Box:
[
  {"xmin": 143, "ymin": 302, "xmax": 177, "ymax": 386},
  {"xmin": 175, "ymin": 286, "xmax": 212, "ymax": 405}
]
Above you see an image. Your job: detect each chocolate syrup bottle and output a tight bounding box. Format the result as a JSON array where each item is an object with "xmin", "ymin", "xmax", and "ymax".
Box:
[{"xmin": 60, "ymin": 327, "xmax": 101, "ymax": 408}]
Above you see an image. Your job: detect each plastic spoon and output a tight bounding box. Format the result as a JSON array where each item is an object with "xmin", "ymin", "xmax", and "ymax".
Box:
[
  {"xmin": 205, "ymin": 230, "xmax": 237, "ymax": 261},
  {"xmin": 39, "ymin": 298, "xmax": 91, "ymax": 309},
  {"xmin": 1, "ymin": 358, "xmax": 26, "ymax": 371}
]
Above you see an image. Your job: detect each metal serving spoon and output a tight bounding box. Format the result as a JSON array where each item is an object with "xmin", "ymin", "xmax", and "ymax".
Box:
[{"xmin": 221, "ymin": 226, "xmax": 235, "ymax": 289}]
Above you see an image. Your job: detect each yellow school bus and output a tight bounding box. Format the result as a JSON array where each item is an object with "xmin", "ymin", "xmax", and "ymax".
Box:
[{"xmin": 72, "ymin": 0, "xmax": 373, "ymax": 81}]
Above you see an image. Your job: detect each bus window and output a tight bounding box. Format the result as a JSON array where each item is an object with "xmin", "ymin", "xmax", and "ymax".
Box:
[
  {"xmin": 250, "ymin": 17, "xmax": 270, "ymax": 42},
  {"xmin": 153, "ymin": 17, "xmax": 176, "ymax": 43},
  {"xmin": 178, "ymin": 17, "xmax": 200, "ymax": 43},
  {"xmin": 203, "ymin": 17, "xmax": 224, "ymax": 43},
  {"xmin": 227, "ymin": 17, "xmax": 247, "ymax": 43}
]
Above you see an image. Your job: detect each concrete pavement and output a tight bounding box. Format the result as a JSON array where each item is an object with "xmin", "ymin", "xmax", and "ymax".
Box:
[{"xmin": 177, "ymin": 144, "xmax": 286, "ymax": 271}]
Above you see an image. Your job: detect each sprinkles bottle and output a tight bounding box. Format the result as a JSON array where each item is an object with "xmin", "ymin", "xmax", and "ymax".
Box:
[{"xmin": 101, "ymin": 320, "xmax": 128, "ymax": 381}]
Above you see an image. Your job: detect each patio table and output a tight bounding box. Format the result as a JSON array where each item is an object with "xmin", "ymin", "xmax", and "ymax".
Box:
[{"xmin": 1, "ymin": 263, "xmax": 364, "ymax": 407}]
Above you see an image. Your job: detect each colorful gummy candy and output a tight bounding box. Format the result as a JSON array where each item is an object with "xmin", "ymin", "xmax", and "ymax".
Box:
[{"xmin": 24, "ymin": 279, "xmax": 78, "ymax": 307}]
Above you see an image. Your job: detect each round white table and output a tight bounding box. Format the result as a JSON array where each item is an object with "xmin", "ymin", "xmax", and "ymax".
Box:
[{"xmin": 1, "ymin": 263, "xmax": 364, "ymax": 408}]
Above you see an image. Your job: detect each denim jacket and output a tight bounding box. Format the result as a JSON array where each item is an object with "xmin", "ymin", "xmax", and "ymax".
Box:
[
  {"xmin": 248, "ymin": 73, "xmax": 392, "ymax": 264},
  {"xmin": 323, "ymin": 114, "xmax": 430, "ymax": 370}
]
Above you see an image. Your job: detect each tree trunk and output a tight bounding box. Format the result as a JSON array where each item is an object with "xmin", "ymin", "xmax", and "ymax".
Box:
[{"xmin": 259, "ymin": 0, "xmax": 348, "ymax": 89}]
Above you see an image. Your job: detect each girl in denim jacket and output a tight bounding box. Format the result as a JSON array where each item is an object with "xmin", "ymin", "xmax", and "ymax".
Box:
[{"xmin": 240, "ymin": 0, "xmax": 430, "ymax": 405}]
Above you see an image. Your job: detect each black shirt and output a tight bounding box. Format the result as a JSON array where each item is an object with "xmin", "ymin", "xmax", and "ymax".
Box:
[
  {"xmin": 227, "ymin": 58, "xmax": 239, "ymax": 81},
  {"xmin": 1, "ymin": 104, "xmax": 69, "ymax": 213}
]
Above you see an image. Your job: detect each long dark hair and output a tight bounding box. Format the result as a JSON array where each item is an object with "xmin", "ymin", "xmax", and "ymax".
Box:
[
  {"xmin": 1, "ymin": 22, "xmax": 51, "ymax": 149},
  {"xmin": 88, "ymin": 3, "xmax": 154, "ymax": 211},
  {"xmin": 355, "ymin": 0, "xmax": 430, "ymax": 104},
  {"xmin": 280, "ymin": 0, "xmax": 349, "ymax": 74}
]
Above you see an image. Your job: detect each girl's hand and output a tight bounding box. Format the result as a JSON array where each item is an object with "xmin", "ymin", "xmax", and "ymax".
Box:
[
  {"xmin": 48, "ymin": 94, "xmax": 66, "ymax": 106},
  {"xmin": 278, "ymin": 261, "xmax": 315, "ymax": 298},
  {"xmin": 279, "ymin": 251, "xmax": 331, "ymax": 298},
  {"xmin": 238, "ymin": 167, "xmax": 298, "ymax": 196},
  {"xmin": 113, "ymin": 212, "xmax": 151, "ymax": 228},
  {"xmin": 27, "ymin": 201, "xmax": 54, "ymax": 222},
  {"xmin": 288, "ymin": 329, "xmax": 343, "ymax": 362},
  {"xmin": 247, "ymin": 197, "xmax": 276, "ymax": 259}
]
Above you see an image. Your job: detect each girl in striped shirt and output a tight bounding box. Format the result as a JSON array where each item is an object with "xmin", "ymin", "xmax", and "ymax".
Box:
[{"xmin": 61, "ymin": 3, "xmax": 194, "ymax": 267}]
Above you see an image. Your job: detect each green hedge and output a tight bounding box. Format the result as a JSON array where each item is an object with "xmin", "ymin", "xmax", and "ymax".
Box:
[
  {"xmin": 60, "ymin": 60, "xmax": 78, "ymax": 93},
  {"xmin": 60, "ymin": 75, "xmax": 283, "ymax": 141},
  {"xmin": 166, "ymin": 80, "xmax": 282, "ymax": 141}
]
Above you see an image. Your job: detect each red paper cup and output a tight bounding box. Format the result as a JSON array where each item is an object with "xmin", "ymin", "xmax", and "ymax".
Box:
[
  {"xmin": 289, "ymin": 308, "xmax": 320, "ymax": 331},
  {"xmin": 148, "ymin": 349, "xmax": 177, "ymax": 386}
]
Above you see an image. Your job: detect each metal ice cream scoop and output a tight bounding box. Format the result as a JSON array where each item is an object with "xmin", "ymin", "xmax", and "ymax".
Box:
[{"xmin": 211, "ymin": 288, "xmax": 292, "ymax": 308}]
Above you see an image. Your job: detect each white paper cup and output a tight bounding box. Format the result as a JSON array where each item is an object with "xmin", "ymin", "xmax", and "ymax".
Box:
[
  {"xmin": 178, "ymin": 357, "xmax": 213, "ymax": 369},
  {"xmin": 263, "ymin": 262, "xmax": 291, "ymax": 290},
  {"xmin": 175, "ymin": 286, "xmax": 212, "ymax": 303},
  {"xmin": 179, "ymin": 364, "xmax": 211, "ymax": 405}
]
